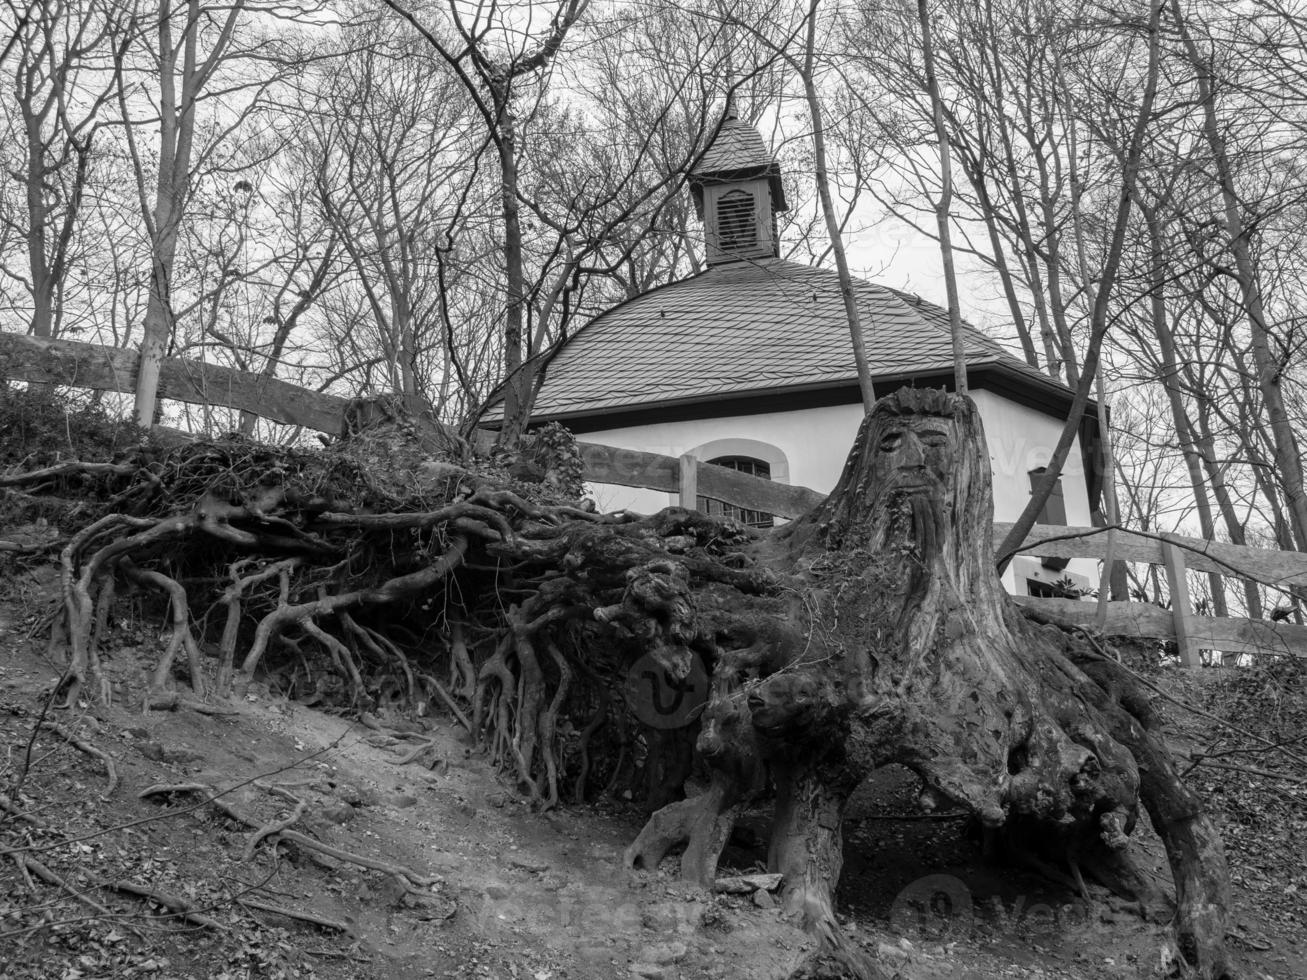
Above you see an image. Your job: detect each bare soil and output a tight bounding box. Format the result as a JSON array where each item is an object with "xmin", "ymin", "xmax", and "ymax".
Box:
[{"xmin": 1, "ymin": 583, "xmax": 1303, "ymax": 980}]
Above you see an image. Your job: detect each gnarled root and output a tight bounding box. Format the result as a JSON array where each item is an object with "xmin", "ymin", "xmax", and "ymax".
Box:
[
  {"xmin": 768, "ymin": 763, "xmax": 889, "ymax": 980},
  {"xmin": 1065, "ymin": 646, "xmax": 1235, "ymax": 979},
  {"xmin": 624, "ymin": 777, "xmax": 740, "ymax": 886}
]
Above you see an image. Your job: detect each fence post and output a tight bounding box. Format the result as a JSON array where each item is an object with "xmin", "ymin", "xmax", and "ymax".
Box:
[
  {"xmin": 678, "ymin": 454, "xmax": 698, "ymax": 510},
  {"xmin": 1162, "ymin": 537, "xmax": 1201, "ymax": 668}
]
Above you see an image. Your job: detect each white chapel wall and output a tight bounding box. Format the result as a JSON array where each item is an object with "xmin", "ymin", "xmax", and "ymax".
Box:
[
  {"xmin": 574, "ymin": 390, "xmax": 1099, "ymax": 596},
  {"xmin": 967, "ymin": 390, "xmax": 1098, "ymax": 596},
  {"xmin": 576, "ymin": 402, "xmax": 864, "ymax": 514}
]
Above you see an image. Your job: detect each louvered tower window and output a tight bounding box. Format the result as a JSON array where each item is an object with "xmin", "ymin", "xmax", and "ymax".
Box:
[
  {"xmin": 697, "ymin": 456, "xmax": 775, "ymax": 528},
  {"xmin": 716, "ymin": 190, "xmax": 757, "ymax": 252}
]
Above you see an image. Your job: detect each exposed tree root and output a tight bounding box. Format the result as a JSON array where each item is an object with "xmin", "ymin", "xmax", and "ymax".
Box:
[
  {"xmin": 107, "ymin": 880, "xmax": 229, "ymax": 931},
  {"xmin": 242, "ymin": 784, "xmax": 307, "ymax": 862},
  {"xmin": 392, "ymin": 739, "xmax": 440, "ymax": 766},
  {"xmin": 236, "ymin": 897, "xmax": 351, "ymax": 933},
  {"xmin": 273, "ymin": 830, "xmax": 437, "ymax": 891},
  {"xmin": 0, "ymin": 460, "xmax": 136, "ymax": 487}
]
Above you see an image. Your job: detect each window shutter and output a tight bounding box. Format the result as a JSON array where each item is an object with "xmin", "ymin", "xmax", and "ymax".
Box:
[{"xmin": 1028, "ymin": 468, "xmax": 1069, "ymax": 570}]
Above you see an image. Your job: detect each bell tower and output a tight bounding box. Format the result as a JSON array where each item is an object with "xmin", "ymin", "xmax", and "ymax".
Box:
[{"xmin": 689, "ymin": 102, "xmax": 788, "ymax": 266}]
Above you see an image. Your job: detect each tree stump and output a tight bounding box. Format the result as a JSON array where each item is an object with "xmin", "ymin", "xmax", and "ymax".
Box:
[{"xmin": 625, "ymin": 388, "xmax": 1234, "ymax": 980}]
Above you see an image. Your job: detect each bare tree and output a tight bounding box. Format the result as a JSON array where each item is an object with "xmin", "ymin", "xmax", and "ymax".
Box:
[
  {"xmin": 0, "ymin": 0, "xmax": 127, "ymax": 339},
  {"xmin": 117, "ymin": 0, "xmax": 322, "ymax": 427}
]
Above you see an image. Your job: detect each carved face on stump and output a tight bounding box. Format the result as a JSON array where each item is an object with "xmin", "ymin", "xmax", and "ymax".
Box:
[
  {"xmin": 804, "ymin": 387, "xmax": 998, "ymax": 600},
  {"xmin": 871, "ymin": 418, "xmax": 956, "ymax": 498}
]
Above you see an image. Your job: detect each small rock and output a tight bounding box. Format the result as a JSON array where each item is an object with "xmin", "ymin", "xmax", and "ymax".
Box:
[
  {"xmin": 715, "ymin": 872, "xmax": 784, "ymax": 894},
  {"xmin": 390, "ymin": 793, "xmax": 419, "ymax": 809},
  {"xmin": 332, "ymin": 782, "xmax": 376, "ymax": 807},
  {"xmin": 320, "ymin": 802, "xmax": 356, "ymax": 825},
  {"xmin": 642, "ymin": 941, "xmax": 688, "ymax": 964},
  {"xmin": 508, "ymin": 857, "xmax": 550, "ymax": 874},
  {"xmin": 374, "ymin": 875, "xmax": 409, "ymax": 907},
  {"xmin": 306, "ymin": 850, "xmax": 342, "ymax": 872},
  {"xmin": 752, "ymin": 889, "xmax": 776, "ymax": 909},
  {"xmin": 136, "ymin": 741, "xmax": 203, "ymax": 765},
  {"xmin": 418, "ymin": 460, "xmax": 471, "ymax": 486},
  {"xmin": 629, "ymin": 964, "xmax": 669, "ymax": 980},
  {"xmin": 486, "ymin": 792, "xmax": 509, "ymax": 808},
  {"xmin": 877, "ymin": 942, "xmax": 911, "ymax": 965}
]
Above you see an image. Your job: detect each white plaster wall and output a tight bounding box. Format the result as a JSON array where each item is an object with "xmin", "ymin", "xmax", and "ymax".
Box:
[
  {"xmin": 577, "ymin": 402, "xmax": 865, "ymax": 514},
  {"xmin": 967, "ymin": 390, "xmax": 1098, "ymax": 595},
  {"xmin": 576, "ymin": 391, "xmax": 1098, "ymax": 597}
]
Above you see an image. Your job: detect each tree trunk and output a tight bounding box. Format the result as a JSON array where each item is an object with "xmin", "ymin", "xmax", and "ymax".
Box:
[
  {"xmin": 624, "ymin": 388, "xmax": 1233, "ymax": 979},
  {"xmin": 916, "ymin": 0, "xmax": 967, "ymax": 395},
  {"xmin": 802, "ymin": 0, "xmax": 875, "ymax": 414},
  {"xmin": 498, "ymin": 105, "xmax": 528, "ymax": 444}
]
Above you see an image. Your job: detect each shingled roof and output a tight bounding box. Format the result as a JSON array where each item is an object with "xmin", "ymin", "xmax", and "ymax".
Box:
[
  {"xmin": 692, "ymin": 115, "xmax": 776, "ymax": 177},
  {"xmin": 513, "ymin": 257, "xmax": 1069, "ymax": 423}
]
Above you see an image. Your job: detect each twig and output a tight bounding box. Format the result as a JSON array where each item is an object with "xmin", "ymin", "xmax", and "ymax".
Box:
[
  {"xmin": 40, "ymin": 720, "xmax": 118, "ymax": 797},
  {"xmin": 107, "ymin": 880, "xmax": 229, "ymax": 931},
  {"xmin": 12, "ymin": 853, "xmax": 37, "ymax": 891},
  {"xmin": 11, "ymin": 668, "xmax": 69, "ymax": 803},
  {"xmin": 236, "ymin": 897, "xmax": 351, "ymax": 933}
]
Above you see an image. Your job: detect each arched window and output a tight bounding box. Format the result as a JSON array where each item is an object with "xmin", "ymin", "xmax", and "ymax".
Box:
[
  {"xmin": 697, "ymin": 455, "xmax": 774, "ymax": 528},
  {"xmin": 716, "ymin": 190, "xmax": 757, "ymax": 252}
]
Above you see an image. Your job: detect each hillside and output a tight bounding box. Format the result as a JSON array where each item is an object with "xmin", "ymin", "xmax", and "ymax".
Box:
[{"xmin": 2, "ymin": 590, "xmax": 1304, "ymax": 979}]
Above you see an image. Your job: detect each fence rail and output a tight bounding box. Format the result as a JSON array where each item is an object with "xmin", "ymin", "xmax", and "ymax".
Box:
[
  {"xmin": 0, "ymin": 332, "xmax": 349, "ymax": 432},
  {"xmin": 4, "ymin": 330, "xmax": 1303, "ymax": 663}
]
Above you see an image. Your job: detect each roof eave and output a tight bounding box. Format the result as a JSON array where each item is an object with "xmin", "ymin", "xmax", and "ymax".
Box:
[{"xmin": 503, "ymin": 358, "xmax": 1094, "ymax": 429}]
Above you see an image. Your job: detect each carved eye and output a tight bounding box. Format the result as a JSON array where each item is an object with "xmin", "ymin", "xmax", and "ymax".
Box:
[
  {"xmin": 920, "ymin": 430, "xmax": 948, "ymax": 448},
  {"xmin": 879, "ymin": 432, "xmax": 903, "ymax": 451}
]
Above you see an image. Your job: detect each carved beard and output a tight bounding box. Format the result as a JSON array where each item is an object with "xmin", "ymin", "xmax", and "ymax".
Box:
[
  {"xmin": 881, "ymin": 488, "xmax": 946, "ymax": 595},
  {"xmin": 908, "ymin": 492, "xmax": 941, "ymax": 566}
]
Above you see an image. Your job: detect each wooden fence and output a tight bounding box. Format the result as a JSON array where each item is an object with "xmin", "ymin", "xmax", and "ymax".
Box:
[
  {"xmin": 4, "ymin": 330, "xmax": 1305, "ymax": 663},
  {"xmin": 998, "ymin": 522, "xmax": 1307, "ymax": 664},
  {"xmin": 0, "ymin": 332, "xmax": 350, "ymax": 432}
]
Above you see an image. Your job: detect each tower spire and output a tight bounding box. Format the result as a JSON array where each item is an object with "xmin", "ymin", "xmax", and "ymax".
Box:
[{"xmin": 688, "ymin": 106, "xmax": 787, "ymax": 266}]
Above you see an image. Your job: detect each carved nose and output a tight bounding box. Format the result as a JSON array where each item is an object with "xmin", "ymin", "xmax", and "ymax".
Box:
[{"xmin": 899, "ymin": 438, "xmax": 924, "ymax": 468}]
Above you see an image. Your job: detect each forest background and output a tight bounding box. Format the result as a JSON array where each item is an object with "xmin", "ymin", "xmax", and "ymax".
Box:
[{"xmin": 4, "ymin": 0, "xmax": 1307, "ymax": 620}]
